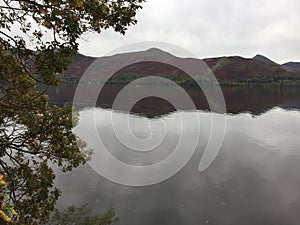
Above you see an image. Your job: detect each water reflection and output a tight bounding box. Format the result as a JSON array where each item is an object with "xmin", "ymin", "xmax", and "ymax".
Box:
[
  {"xmin": 55, "ymin": 107, "xmax": 300, "ymax": 225},
  {"xmin": 43, "ymin": 83, "xmax": 300, "ymax": 117}
]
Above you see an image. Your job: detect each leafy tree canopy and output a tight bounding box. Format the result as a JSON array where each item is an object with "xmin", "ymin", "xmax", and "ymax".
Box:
[{"xmin": 0, "ymin": 0, "xmax": 144, "ymax": 224}]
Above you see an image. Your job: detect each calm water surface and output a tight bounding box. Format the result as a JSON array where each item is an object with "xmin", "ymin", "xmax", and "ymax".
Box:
[{"xmin": 47, "ymin": 84, "xmax": 300, "ymax": 225}]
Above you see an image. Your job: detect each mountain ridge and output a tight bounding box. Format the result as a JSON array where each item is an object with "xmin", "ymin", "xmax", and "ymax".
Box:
[
  {"xmin": 62, "ymin": 49, "xmax": 300, "ymax": 86},
  {"xmin": 253, "ymin": 54, "xmax": 277, "ymax": 65},
  {"xmin": 282, "ymin": 62, "xmax": 300, "ymax": 73}
]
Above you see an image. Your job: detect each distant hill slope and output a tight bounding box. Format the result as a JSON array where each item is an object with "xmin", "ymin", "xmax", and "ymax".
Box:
[
  {"xmin": 253, "ymin": 54, "xmax": 277, "ymax": 65},
  {"xmin": 63, "ymin": 49, "xmax": 300, "ymax": 85},
  {"xmin": 63, "ymin": 53, "xmax": 96, "ymax": 78},
  {"xmin": 282, "ymin": 62, "xmax": 300, "ymax": 73},
  {"xmin": 203, "ymin": 56, "xmax": 298, "ymax": 81}
]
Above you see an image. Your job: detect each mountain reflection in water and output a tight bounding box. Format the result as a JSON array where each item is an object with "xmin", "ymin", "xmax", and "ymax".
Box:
[{"xmin": 43, "ymin": 83, "xmax": 300, "ymax": 117}]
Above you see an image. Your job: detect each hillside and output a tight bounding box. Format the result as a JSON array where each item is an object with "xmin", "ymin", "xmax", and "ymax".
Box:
[
  {"xmin": 203, "ymin": 56, "xmax": 299, "ymax": 82},
  {"xmin": 62, "ymin": 53, "xmax": 96, "ymax": 78},
  {"xmin": 253, "ymin": 54, "xmax": 277, "ymax": 65},
  {"xmin": 62, "ymin": 49, "xmax": 300, "ymax": 86},
  {"xmin": 282, "ymin": 62, "xmax": 300, "ymax": 73}
]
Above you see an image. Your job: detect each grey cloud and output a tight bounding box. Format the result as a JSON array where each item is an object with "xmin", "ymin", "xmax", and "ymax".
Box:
[{"xmin": 78, "ymin": 0, "xmax": 300, "ymax": 64}]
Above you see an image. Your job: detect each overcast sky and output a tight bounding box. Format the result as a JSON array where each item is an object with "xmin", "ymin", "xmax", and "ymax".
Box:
[{"xmin": 78, "ymin": 0, "xmax": 300, "ymax": 64}]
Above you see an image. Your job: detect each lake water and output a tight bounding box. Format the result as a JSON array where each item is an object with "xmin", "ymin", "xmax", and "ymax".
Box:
[{"xmin": 46, "ymin": 84, "xmax": 300, "ymax": 225}]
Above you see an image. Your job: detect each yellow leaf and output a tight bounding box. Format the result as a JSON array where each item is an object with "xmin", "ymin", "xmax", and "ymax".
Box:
[
  {"xmin": 44, "ymin": 21, "xmax": 52, "ymax": 29},
  {"xmin": 39, "ymin": 7, "xmax": 48, "ymax": 14}
]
